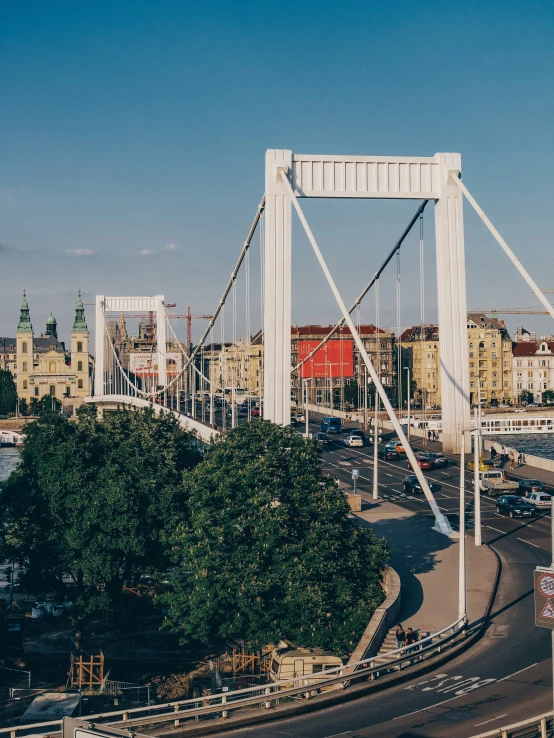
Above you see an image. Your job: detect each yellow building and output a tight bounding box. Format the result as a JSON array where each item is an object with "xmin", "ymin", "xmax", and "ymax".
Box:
[
  {"xmin": 399, "ymin": 325, "xmax": 441, "ymax": 409},
  {"xmin": 202, "ymin": 332, "xmax": 263, "ymax": 395},
  {"xmin": 400, "ymin": 314, "xmax": 514, "ymax": 408},
  {"xmin": 10, "ymin": 292, "xmax": 91, "ymax": 409}
]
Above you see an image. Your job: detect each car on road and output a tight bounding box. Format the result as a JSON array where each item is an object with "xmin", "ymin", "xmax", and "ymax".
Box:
[
  {"xmin": 343, "ymin": 434, "xmax": 364, "ymax": 447},
  {"xmin": 348, "ymin": 429, "xmax": 366, "ymax": 444},
  {"xmin": 519, "ymin": 479, "xmax": 548, "ymax": 495},
  {"xmin": 496, "ymin": 495, "xmax": 536, "ymax": 518},
  {"xmin": 403, "ymin": 475, "xmax": 442, "ymax": 494},
  {"xmin": 467, "ymin": 457, "xmax": 496, "ymax": 472},
  {"xmin": 514, "ymin": 408, "xmax": 527, "ymax": 413},
  {"xmin": 526, "ymin": 492, "xmax": 552, "ymax": 510},
  {"xmin": 378, "ymin": 446, "xmax": 400, "ymax": 460},
  {"xmin": 321, "ymin": 417, "xmax": 342, "ymax": 434},
  {"xmin": 252, "ymin": 407, "xmax": 260, "ymax": 417},
  {"xmin": 386, "ymin": 439, "xmax": 405, "ymax": 454},
  {"xmin": 426, "ymin": 452, "xmax": 449, "ymax": 468},
  {"xmin": 312, "ymin": 432, "xmax": 331, "ymax": 445},
  {"xmin": 408, "ymin": 455, "xmax": 433, "ymax": 471}
]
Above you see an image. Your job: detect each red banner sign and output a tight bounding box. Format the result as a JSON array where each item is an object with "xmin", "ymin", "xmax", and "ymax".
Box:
[{"xmin": 298, "ymin": 340, "xmax": 354, "ymax": 379}]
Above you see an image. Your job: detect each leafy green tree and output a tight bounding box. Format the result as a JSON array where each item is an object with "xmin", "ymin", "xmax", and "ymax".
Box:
[
  {"xmin": 18, "ymin": 398, "xmax": 29, "ymax": 416},
  {"xmin": 343, "ymin": 380, "xmax": 359, "ymax": 407},
  {"xmin": 163, "ymin": 421, "xmax": 389, "ymax": 656},
  {"xmin": 0, "ymin": 369, "xmax": 17, "ymax": 414},
  {"xmin": 0, "ymin": 405, "xmax": 202, "ymax": 612},
  {"xmin": 519, "ymin": 390, "xmax": 534, "ymax": 405},
  {"xmin": 543, "ymin": 390, "xmax": 554, "ymax": 405}
]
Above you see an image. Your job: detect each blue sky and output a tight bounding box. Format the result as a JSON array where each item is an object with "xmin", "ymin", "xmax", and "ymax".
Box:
[{"xmin": 1, "ymin": 0, "xmax": 553, "ymax": 344}]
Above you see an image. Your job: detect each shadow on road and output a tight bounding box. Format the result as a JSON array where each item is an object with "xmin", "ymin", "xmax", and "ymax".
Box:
[{"xmin": 356, "ymin": 513, "xmax": 455, "ymax": 624}]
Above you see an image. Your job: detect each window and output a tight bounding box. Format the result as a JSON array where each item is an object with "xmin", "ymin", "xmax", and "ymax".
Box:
[
  {"xmin": 34, "ymin": 387, "xmax": 39, "ymax": 396},
  {"xmin": 479, "ymin": 341, "xmax": 485, "ymax": 349},
  {"xmin": 77, "ymin": 341, "xmax": 83, "ymax": 353},
  {"xmin": 78, "ymin": 379, "xmax": 83, "ymax": 389},
  {"xmin": 469, "ymin": 352, "xmax": 474, "ymax": 358},
  {"xmin": 22, "ymin": 380, "xmax": 27, "ymax": 390},
  {"xmin": 492, "ymin": 342, "xmax": 496, "ymax": 348},
  {"xmin": 312, "ymin": 664, "xmax": 323, "ymax": 674},
  {"xmin": 469, "ymin": 342, "xmax": 473, "ymax": 349},
  {"xmin": 49, "ymin": 385, "xmax": 55, "ymax": 396},
  {"xmin": 517, "ymin": 360, "xmax": 522, "ymax": 367},
  {"xmin": 22, "ymin": 342, "xmax": 27, "ymax": 353},
  {"xmin": 77, "ymin": 360, "xmax": 83, "ymax": 372},
  {"xmin": 22, "ymin": 361, "xmax": 27, "ymax": 372},
  {"xmin": 504, "ymin": 381, "xmax": 508, "ymax": 387}
]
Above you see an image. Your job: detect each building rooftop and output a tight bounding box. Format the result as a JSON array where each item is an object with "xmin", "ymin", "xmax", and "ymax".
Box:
[
  {"xmin": 513, "ymin": 341, "xmax": 554, "ymax": 357},
  {"xmin": 292, "ymin": 324, "xmax": 388, "ymax": 336},
  {"xmin": 399, "ymin": 325, "xmax": 439, "ymax": 342}
]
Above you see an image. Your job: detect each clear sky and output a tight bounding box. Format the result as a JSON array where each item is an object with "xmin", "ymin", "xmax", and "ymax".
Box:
[{"xmin": 1, "ymin": 0, "xmax": 553, "ymax": 345}]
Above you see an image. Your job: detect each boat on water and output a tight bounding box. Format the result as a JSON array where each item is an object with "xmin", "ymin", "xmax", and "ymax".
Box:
[
  {"xmin": 402, "ymin": 414, "xmax": 554, "ymax": 436},
  {"xmin": 0, "ymin": 430, "xmax": 23, "ymax": 447}
]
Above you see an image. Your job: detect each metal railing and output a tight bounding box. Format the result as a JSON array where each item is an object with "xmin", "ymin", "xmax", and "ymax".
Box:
[
  {"xmin": 470, "ymin": 711, "xmax": 553, "ymax": 738},
  {"xmin": 0, "ymin": 617, "xmax": 467, "ymax": 738}
]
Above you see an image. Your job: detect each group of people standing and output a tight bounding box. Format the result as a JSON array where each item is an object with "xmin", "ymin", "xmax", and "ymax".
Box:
[
  {"xmin": 490, "ymin": 445, "xmax": 524, "ymax": 470},
  {"xmin": 395, "ymin": 623, "xmax": 419, "ymax": 652}
]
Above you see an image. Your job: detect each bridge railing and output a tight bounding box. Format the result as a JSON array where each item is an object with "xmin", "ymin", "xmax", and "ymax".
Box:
[
  {"xmin": 0, "ymin": 617, "xmax": 467, "ymax": 738},
  {"xmin": 469, "ymin": 711, "xmax": 553, "ymax": 738}
]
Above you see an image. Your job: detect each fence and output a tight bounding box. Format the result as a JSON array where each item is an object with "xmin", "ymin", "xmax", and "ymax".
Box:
[
  {"xmin": 0, "ymin": 669, "xmax": 30, "ymax": 702},
  {"xmin": 100, "ymin": 680, "xmax": 150, "ymax": 708},
  {"xmin": 0, "ymin": 617, "xmax": 467, "ymax": 738},
  {"xmin": 469, "ymin": 711, "xmax": 553, "ymax": 737}
]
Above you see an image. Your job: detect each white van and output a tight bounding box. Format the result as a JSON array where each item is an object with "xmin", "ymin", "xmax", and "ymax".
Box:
[{"xmin": 269, "ymin": 647, "xmax": 343, "ymax": 688}]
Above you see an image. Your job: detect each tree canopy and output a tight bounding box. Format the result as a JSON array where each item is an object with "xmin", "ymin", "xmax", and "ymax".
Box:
[
  {"xmin": 0, "ymin": 368, "xmax": 17, "ymax": 415},
  {"xmin": 0, "ymin": 404, "xmax": 202, "ymax": 612},
  {"xmin": 163, "ymin": 421, "xmax": 389, "ymax": 656}
]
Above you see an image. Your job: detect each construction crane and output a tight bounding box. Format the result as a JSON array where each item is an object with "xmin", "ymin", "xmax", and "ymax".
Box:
[
  {"xmin": 110, "ymin": 307, "xmax": 213, "ymax": 347},
  {"xmin": 471, "ymin": 308, "xmax": 549, "ymax": 316}
]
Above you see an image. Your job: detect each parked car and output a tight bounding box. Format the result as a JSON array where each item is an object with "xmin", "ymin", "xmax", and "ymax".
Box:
[
  {"xmin": 344, "ymin": 434, "xmax": 364, "ymax": 448},
  {"xmin": 403, "ymin": 476, "xmax": 442, "ymax": 494},
  {"xmin": 519, "ymin": 479, "xmax": 548, "ymax": 495},
  {"xmin": 408, "ymin": 455, "xmax": 433, "ymax": 471},
  {"xmin": 496, "ymin": 495, "xmax": 536, "ymax": 518},
  {"xmin": 378, "ymin": 446, "xmax": 400, "ymax": 460},
  {"xmin": 526, "ymin": 492, "xmax": 552, "ymax": 510},
  {"xmin": 252, "ymin": 407, "xmax": 260, "ymax": 417},
  {"xmin": 426, "ymin": 452, "xmax": 449, "ymax": 468},
  {"xmin": 312, "ymin": 432, "xmax": 331, "ymax": 445}
]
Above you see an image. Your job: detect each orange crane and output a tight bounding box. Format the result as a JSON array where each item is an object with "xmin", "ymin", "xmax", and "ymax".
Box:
[
  {"xmin": 115, "ymin": 307, "xmax": 213, "ymax": 347},
  {"xmin": 470, "ymin": 308, "xmax": 550, "ymax": 315}
]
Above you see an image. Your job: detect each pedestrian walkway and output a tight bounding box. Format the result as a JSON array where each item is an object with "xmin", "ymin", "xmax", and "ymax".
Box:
[{"xmin": 355, "ymin": 502, "xmax": 497, "ymax": 634}]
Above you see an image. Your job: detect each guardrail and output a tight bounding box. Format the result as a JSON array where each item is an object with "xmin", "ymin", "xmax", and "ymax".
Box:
[
  {"xmin": 0, "ymin": 617, "xmax": 467, "ymax": 738},
  {"xmin": 470, "ymin": 711, "xmax": 553, "ymax": 738}
]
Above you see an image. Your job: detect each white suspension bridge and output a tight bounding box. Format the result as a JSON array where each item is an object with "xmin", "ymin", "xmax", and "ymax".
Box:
[{"xmin": 87, "ymin": 149, "xmax": 554, "ymax": 537}]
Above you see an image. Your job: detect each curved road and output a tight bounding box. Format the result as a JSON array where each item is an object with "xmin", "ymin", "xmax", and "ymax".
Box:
[{"xmin": 209, "ymin": 418, "xmax": 552, "ymax": 737}]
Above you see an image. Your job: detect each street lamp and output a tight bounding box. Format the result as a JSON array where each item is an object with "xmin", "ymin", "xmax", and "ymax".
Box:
[{"xmin": 404, "ymin": 366, "xmax": 411, "ymax": 443}]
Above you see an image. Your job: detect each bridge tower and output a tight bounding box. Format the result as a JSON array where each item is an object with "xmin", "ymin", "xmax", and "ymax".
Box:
[{"xmin": 263, "ymin": 150, "xmax": 470, "ymax": 453}]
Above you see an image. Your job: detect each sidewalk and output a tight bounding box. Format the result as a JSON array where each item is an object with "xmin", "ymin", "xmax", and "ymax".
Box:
[{"xmin": 355, "ymin": 501, "xmax": 497, "ymax": 634}]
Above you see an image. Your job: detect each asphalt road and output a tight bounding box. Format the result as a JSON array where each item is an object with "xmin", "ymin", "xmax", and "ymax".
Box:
[{"xmin": 205, "ymin": 414, "xmax": 553, "ymax": 737}]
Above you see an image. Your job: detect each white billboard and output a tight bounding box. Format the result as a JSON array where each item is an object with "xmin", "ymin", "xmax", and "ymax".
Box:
[{"xmin": 129, "ymin": 352, "xmax": 183, "ymax": 377}]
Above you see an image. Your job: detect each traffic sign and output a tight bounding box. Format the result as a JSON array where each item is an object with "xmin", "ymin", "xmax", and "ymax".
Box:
[
  {"xmin": 352, "ymin": 469, "xmax": 359, "ymax": 478},
  {"xmin": 534, "ymin": 568, "xmax": 554, "ymax": 629}
]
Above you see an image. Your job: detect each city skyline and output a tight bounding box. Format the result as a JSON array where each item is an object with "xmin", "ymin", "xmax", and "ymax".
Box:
[{"xmin": 1, "ymin": 0, "xmax": 553, "ymax": 341}]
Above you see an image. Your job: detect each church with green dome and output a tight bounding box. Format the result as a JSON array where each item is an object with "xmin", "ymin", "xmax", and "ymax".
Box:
[{"xmin": 0, "ymin": 292, "xmax": 91, "ymax": 411}]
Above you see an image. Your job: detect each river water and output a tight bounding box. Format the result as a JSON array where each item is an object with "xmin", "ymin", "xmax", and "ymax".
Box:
[
  {"xmin": 493, "ymin": 434, "xmax": 554, "ymax": 461},
  {"xmin": 0, "ymin": 447, "xmax": 20, "ymax": 482}
]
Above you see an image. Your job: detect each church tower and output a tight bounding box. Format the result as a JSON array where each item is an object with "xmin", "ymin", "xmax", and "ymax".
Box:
[
  {"xmin": 71, "ymin": 291, "xmax": 90, "ymax": 398},
  {"xmin": 16, "ymin": 290, "xmax": 34, "ymax": 400}
]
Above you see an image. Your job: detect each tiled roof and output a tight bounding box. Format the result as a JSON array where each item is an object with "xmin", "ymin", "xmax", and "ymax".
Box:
[
  {"xmin": 399, "ymin": 325, "xmax": 439, "ymax": 342},
  {"xmin": 291, "ymin": 324, "xmax": 388, "ymax": 336},
  {"xmin": 513, "ymin": 341, "xmax": 554, "ymax": 357}
]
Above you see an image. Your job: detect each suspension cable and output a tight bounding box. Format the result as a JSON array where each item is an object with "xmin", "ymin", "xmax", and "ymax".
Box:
[{"xmin": 293, "ymin": 199, "xmax": 429, "ymax": 374}]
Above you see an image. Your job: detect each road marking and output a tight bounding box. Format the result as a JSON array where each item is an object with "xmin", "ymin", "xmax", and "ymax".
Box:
[
  {"xmin": 498, "ymin": 663, "xmax": 538, "ymax": 682},
  {"xmin": 485, "ymin": 525, "xmax": 506, "ymax": 534},
  {"xmin": 517, "ymin": 537, "xmax": 542, "ymax": 549},
  {"xmin": 474, "ymin": 714, "xmax": 508, "ymax": 727},
  {"xmin": 386, "ymin": 473, "xmax": 394, "ymax": 477}
]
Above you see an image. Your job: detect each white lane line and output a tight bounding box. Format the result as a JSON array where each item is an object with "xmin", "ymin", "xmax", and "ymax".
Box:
[
  {"xmin": 498, "ymin": 663, "xmax": 538, "ymax": 682},
  {"xmin": 474, "ymin": 714, "xmax": 508, "ymax": 727},
  {"xmin": 386, "ymin": 473, "xmax": 394, "ymax": 477},
  {"xmin": 516, "ymin": 537, "xmax": 542, "ymax": 549},
  {"xmin": 485, "ymin": 525, "xmax": 506, "ymax": 534}
]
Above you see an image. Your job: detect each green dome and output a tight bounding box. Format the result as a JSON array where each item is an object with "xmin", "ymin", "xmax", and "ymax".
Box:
[{"xmin": 46, "ymin": 313, "xmax": 56, "ymax": 324}]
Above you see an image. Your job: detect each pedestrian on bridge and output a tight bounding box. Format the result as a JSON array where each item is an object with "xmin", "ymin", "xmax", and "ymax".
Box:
[{"xmin": 395, "ymin": 624, "xmax": 406, "ymax": 650}]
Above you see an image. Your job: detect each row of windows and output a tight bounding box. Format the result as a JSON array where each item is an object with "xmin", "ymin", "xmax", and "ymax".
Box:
[
  {"xmin": 19, "ymin": 341, "xmax": 85, "ymax": 354},
  {"xmin": 21, "ymin": 379, "xmax": 84, "ymax": 392}
]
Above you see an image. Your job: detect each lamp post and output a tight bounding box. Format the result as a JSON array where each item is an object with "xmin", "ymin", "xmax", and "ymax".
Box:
[
  {"xmin": 474, "ymin": 406, "xmax": 482, "ymax": 546},
  {"xmin": 304, "ymin": 377, "xmax": 311, "ymax": 437},
  {"xmin": 404, "ymin": 366, "xmax": 411, "ymax": 443},
  {"xmin": 373, "ymin": 392, "xmax": 379, "ymax": 500},
  {"xmin": 459, "ymin": 430, "xmax": 466, "ymax": 622}
]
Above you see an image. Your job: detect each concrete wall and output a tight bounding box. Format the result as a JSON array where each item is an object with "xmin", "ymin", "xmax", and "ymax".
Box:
[{"xmin": 347, "ymin": 565, "xmax": 401, "ymax": 667}]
